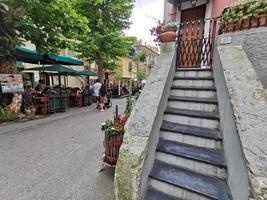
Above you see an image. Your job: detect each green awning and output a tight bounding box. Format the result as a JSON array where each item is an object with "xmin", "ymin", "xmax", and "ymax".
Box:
[
  {"xmin": 24, "ymin": 65, "xmax": 79, "ymax": 75},
  {"xmin": 75, "ymin": 70, "xmax": 97, "ymax": 77},
  {"xmin": 15, "ymin": 46, "xmax": 52, "ymax": 64},
  {"xmin": 47, "ymin": 53, "xmax": 84, "ymax": 66},
  {"xmin": 16, "ymin": 47, "xmax": 84, "ymax": 66},
  {"xmin": 16, "ymin": 61, "xmax": 24, "ymax": 69}
]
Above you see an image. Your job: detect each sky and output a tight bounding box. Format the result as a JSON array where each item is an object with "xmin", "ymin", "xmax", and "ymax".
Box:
[{"xmin": 124, "ymin": 0, "xmax": 164, "ymax": 47}]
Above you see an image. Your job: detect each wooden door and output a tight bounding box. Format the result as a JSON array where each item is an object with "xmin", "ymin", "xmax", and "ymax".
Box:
[{"xmin": 178, "ymin": 5, "xmax": 206, "ymax": 68}]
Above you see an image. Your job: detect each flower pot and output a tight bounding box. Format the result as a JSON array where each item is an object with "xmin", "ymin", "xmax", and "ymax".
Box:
[
  {"xmin": 103, "ymin": 132, "xmax": 124, "ymax": 165},
  {"xmin": 226, "ymin": 22, "xmax": 235, "ymax": 32},
  {"xmin": 259, "ymin": 13, "xmax": 267, "ymax": 27},
  {"xmin": 159, "ymin": 30, "xmax": 177, "ymax": 43},
  {"xmin": 251, "ymin": 17, "xmax": 260, "ymax": 28},
  {"xmin": 241, "ymin": 18, "xmax": 250, "ymax": 29}
]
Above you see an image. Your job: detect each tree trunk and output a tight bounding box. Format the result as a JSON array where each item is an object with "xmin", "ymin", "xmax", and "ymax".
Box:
[
  {"xmin": 0, "ymin": 59, "xmax": 22, "ymax": 114},
  {"xmin": 97, "ymin": 58, "xmax": 104, "ymax": 82}
]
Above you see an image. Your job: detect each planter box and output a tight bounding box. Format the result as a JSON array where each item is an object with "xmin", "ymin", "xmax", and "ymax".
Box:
[
  {"xmin": 103, "ymin": 133, "xmax": 124, "ymax": 165},
  {"xmin": 224, "ymin": 14, "xmax": 267, "ymax": 33},
  {"xmin": 48, "ymin": 95, "xmax": 69, "ymax": 113}
]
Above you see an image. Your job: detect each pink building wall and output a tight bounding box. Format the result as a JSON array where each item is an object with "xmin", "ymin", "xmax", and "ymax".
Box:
[{"xmin": 211, "ymin": 0, "xmax": 238, "ymax": 17}]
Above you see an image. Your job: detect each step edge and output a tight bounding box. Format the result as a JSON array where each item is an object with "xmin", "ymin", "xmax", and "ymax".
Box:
[
  {"xmin": 150, "ymin": 161, "xmax": 231, "ymax": 200},
  {"xmin": 160, "ymin": 127, "xmax": 223, "ymax": 140},
  {"xmin": 171, "ymin": 86, "xmax": 217, "ymax": 91},
  {"xmin": 168, "ymin": 96, "xmax": 218, "ymax": 104},
  {"xmin": 176, "ymin": 68, "xmax": 212, "ymax": 71},
  {"xmin": 156, "ymin": 144, "xmax": 226, "ymax": 168},
  {"xmin": 161, "ymin": 121, "xmax": 222, "ymax": 140},
  {"xmin": 173, "ymin": 76, "xmax": 214, "ymax": 80},
  {"xmin": 165, "ymin": 108, "xmax": 220, "ymax": 120},
  {"xmin": 149, "ymin": 175, "xmax": 223, "ymax": 200}
]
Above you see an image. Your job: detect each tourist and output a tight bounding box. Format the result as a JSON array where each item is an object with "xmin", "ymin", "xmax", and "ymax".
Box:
[
  {"xmin": 99, "ymin": 84, "xmax": 108, "ymax": 111},
  {"xmin": 35, "ymin": 80, "xmax": 46, "ymax": 93},
  {"xmin": 92, "ymin": 79, "xmax": 102, "ymax": 109}
]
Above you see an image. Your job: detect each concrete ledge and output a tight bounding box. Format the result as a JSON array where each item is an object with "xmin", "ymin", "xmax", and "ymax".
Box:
[
  {"xmin": 215, "ymin": 31, "xmax": 267, "ymax": 199},
  {"xmin": 114, "ymin": 42, "xmax": 177, "ymax": 200}
]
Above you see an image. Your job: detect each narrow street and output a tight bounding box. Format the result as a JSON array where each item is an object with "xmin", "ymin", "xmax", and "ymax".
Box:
[{"xmin": 0, "ymin": 99, "xmax": 126, "ymax": 200}]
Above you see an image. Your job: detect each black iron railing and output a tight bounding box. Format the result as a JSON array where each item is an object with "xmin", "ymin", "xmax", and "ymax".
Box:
[{"xmin": 176, "ymin": 18, "xmax": 219, "ymax": 68}]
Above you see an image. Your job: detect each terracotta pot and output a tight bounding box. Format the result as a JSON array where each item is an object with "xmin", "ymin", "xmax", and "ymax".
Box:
[
  {"xmin": 251, "ymin": 17, "xmax": 259, "ymax": 27},
  {"xmin": 241, "ymin": 18, "xmax": 250, "ymax": 29},
  {"xmin": 259, "ymin": 13, "xmax": 267, "ymax": 27},
  {"xmin": 159, "ymin": 30, "xmax": 177, "ymax": 43},
  {"xmin": 226, "ymin": 22, "xmax": 235, "ymax": 32}
]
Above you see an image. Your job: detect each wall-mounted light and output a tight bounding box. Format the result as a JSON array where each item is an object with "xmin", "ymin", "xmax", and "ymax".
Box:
[{"xmin": 191, "ymin": 0, "xmax": 197, "ymax": 7}]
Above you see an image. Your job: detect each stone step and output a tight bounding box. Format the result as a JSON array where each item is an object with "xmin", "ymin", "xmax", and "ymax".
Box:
[
  {"xmin": 156, "ymin": 139, "xmax": 227, "ymax": 179},
  {"xmin": 170, "ymin": 89, "xmax": 216, "ymax": 98},
  {"xmin": 149, "ymin": 161, "xmax": 232, "ymax": 200},
  {"xmin": 175, "ymin": 70, "xmax": 212, "ymax": 78},
  {"xmin": 145, "ymin": 188, "xmax": 178, "ymax": 200},
  {"xmin": 164, "ymin": 108, "xmax": 219, "ymax": 129},
  {"xmin": 168, "ymin": 96, "xmax": 218, "ymax": 112},
  {"xmin": 160, "ymin": 120, "xmax": 222, "ymax": 149},
  {"xmin": 176, "ymin": 68, "xmax": 212, "ymax": 71},
  {"xmin": 173, "ymin": 77, "xmax": 214, "ymax": 87},
  {"xmin": 148, "ymin": 178, "xmax": 210, "ymax": 200}
]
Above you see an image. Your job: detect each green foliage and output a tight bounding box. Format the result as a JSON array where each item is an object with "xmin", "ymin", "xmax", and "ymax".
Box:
[
  {"xmin": 164, "ymin": 23, "xmax": 177, "ymax": 31},
  {"xmin": 0, "ymin": 107, "xmax": 20, "ymax": 123},
  {"xmin": 76, "ymin": 0, "xmax": 134, "ymax": 75},
  {"xmin": 0, "ymin": 0, "xmax": 90, "ymax": 67},
  {"xmin": 220, "ymin": 0, "xmax": 267, "ymax": 27},
  {"xmin": 114, "ymin": 67, "xmax": 122, "ymax": 81},
  {"xmin": 101, "ymin": 115, "xmax": 128, "ymax": 137},
  {"xmin": 124, "ymin": 95, "xmax": 132, "ymax": 118},
  {"xmin": 135, "ymin": 92, "xmax": 140, "ymax": 100},
  {"xmin": 138, "ymin": 51, "xmax": 147, "ymax": 63},
  {"xmin": 136, "ymin": 70, "xmax": 147, "ymax": 82}
]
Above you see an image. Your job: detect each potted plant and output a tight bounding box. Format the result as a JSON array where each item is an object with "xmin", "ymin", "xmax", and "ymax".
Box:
[
  {"xmin": 101, "ymin": 114, "xmax": 128, "ymax": 165},
  {"xmin": 220, "ymin": 0, "xmax": 267, "ymax": 32},
  {"xmin": 150, "ymin": 21, "xmax": 177, "ymax": 45}
]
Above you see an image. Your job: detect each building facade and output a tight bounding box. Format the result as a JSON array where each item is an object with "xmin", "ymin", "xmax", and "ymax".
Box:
[{"xmin": 134, "ymin": 40, "xmax": 159, "ymax": 78}]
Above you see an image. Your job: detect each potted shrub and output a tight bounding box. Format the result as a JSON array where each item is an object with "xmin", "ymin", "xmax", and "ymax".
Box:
[
  {"xmin": 220, "ymin": 0, "xmax": 267, "ymax": 32},
  {"xmin": 159, "ymin": 23, "xmax": 178, "ymax": 42},
  {"xmin": 101, "ymin": 114, "xmax": 128, "ymax": 165},
  {"xmin": 150, "ymin": 20, "xmax": 177, "ymax": 45}
]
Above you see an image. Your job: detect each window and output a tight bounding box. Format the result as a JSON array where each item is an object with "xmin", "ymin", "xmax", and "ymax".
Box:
[{"xmin": 128, "ymin": 62, "xmax": 132, "ymax": 72}]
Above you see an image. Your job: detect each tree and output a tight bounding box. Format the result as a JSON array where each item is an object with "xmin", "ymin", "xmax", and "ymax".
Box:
[
  {"xmin": 136, "ymin": 70, "xmax": 147, "ymax": 82},
  {"xmin": 0, "ymin": 0, "xmax": 90, "ymax": 112},
  {"xmin": 76, "ymin": 0, "xmax": 134, "ymax": 81},
  {"xmin": 0, "ymin": 0, "xmax": 90, "ymax": 73},
  {"xmin": 138, "ymin": 51, "xmax": 148, "ymax": 63}
]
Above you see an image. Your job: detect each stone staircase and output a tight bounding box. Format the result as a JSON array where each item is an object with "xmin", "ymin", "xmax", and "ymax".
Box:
[{"xmin": 145, "ymin": 68, "xmax": 232, "ymax": 200}]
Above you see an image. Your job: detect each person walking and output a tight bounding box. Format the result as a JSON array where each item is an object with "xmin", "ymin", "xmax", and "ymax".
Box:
[
  {"xmin": 99, "ymin": 84, "xmax": 108, "ymax": 111},
  {"xmin": 92, "ymin": 79, "xmax": 102, "ymax": 109}
]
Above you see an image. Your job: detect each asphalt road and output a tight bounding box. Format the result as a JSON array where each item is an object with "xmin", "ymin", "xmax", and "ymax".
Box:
[{"xmin": 0, "ymin": 98, "xmax": 126, "ymax": 200}]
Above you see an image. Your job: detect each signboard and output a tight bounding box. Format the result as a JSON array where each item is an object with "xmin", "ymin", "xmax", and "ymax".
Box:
[
  {"xmin": 220, "ymin": 37, "xmax": 232, "ymax": 45},
  {"xmin": 0, "ymin": 74, "xmax": 24, "ymax": 93}
]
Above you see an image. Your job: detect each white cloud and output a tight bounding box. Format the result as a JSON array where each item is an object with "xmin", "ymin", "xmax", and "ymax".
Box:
[{"xmin": 124, "ymin": 0, "xmax": 164, "ymax": 47}]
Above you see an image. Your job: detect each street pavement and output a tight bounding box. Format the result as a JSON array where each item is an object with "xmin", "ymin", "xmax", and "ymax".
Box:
[{"xmin": 0, "ymin": 98, "xmax": 126, "ymax": 200}]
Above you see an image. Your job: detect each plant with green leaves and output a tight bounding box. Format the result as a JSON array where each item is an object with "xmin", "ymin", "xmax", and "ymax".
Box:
[
  {"xmin": 76, "ymin": 0, "xmax": 134, "ymax": 81},
  {"xmin": 0, "ymin": 0, "xmax": 90, "ymax": 73},
  {"xmin": 124, "ymin": 95, "xmax": 132, "ymax": 118},
  {"xmin": 0, "ymin": 107, "xmax": 20, "ymax": 123},
  {"xmin": 138, "ymin": 51, "xmax": 147, "ymax": 63},
  {"xmin": 136, "ymin": 70, "xmax": 147, "ymax": 82},
  {"xmin": 219, "ymin": 0, "xmax": 267, "ymax": 27}
]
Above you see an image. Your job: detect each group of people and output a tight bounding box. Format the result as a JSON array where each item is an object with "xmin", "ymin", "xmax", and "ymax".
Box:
[{"xmin": 92, "ymin": 79, "xmax": 111, "ymax": 112}]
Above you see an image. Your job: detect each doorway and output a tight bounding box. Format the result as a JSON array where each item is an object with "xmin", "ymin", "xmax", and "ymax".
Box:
[{"xmin": 178, "ymin": 5, "xmax": 206, "ymax": 68}]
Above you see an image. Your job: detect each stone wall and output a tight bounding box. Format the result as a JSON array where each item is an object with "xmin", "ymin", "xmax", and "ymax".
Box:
[
  {"xmin": 114, "ymin": 42, "xmax": 177, "ymax": 200},
  {"xmin": 215, "ymin": 29, "xmax": 267, "ymax": 199}
]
